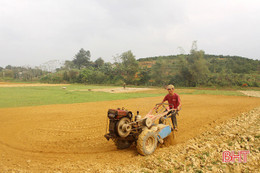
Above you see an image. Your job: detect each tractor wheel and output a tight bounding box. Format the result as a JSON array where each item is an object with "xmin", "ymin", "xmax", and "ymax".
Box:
[
  {"xmin": 114, "ymin": 139, "xmax": 133, "ymax": 149},
  {"xmin": 116, "ymin": 117, "xmax": 131, "ymax": 137},
  {"xmin": 136, "ymin": 129, "xmax": 157, "ymax": 155}
]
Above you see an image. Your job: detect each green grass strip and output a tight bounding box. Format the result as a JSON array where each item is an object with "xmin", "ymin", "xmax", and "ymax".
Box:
[
  {"xmin": 0, "ymin": 84, "xmax": 246, "ymax": 108},
  {"xmin": 0, "ymin": 86, "xmax": 163, "ymax": 108}
]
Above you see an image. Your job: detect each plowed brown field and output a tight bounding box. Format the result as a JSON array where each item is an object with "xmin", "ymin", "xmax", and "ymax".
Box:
[{"xmin": 0, "ymin": 95, "xmax": 259, "ymax": 172}]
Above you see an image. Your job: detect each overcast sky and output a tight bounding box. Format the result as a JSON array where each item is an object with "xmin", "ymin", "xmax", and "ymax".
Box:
[{"xmin": 0, "ymin": 0, "xmax": 259, "ymax": 67}]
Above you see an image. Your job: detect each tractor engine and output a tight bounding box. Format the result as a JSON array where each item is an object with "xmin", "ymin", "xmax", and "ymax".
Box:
[{"xmin": 105, "ymin": 108, "xmax": 133, "ymax": 140}]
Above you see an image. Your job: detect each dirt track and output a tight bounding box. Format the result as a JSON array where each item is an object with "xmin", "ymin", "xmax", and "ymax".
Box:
[
  {"xmin": 91, "ymin": 87, "xmax": 154, "ymax": 93},
  {"xmin": 0, "ymin": 95, "xmax": 260, "ymax": 172}
]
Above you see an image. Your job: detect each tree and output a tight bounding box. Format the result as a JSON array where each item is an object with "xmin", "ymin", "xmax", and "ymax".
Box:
[
  {"xmin": 63, "ymin": 71, "xmax": 69, "ymax": 81},
  {"xmin": 68, "ymin": 70, "xmax": 80, "ymax": 83},
  {"xmin": 176, "ymin": 41, "xmax": 209, "ymax": 86},
  {"xmin": 63, "ymin": 60, "xmax": 75, "ymax": 70},
  {"xmin": 174, "ymin": 54, "xmax": 192, "ymax": 86},
  {"xmin": 94, "ymin": 57, "xmax": 104, "ymax": 69},
  {"xmin": 138, "ymin": 67, "xmax": 151, "ymax": 85},
  {"xmin": 73, "ymin": 48, "xmax": 91, "ymax": 69},
  {"xmin": 151, "ymin": 60, "xmax": 172, "ymax": 85},
  {"xmin": 120, "ymin": 50, "xmax": 139, "ymax": 84},
  {"xmin": 187, "ymin": 49, "xmax": 209, "ymax": 86},
  {"xmin": 79, "ymin": 67, "xmax": 106, "ymax": 84},
  {"xmin": 5, "ymin": 65, "xmax": 12, "ymax": 70}
]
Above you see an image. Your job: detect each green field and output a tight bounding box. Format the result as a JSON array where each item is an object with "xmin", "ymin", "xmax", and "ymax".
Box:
[
  {"xmin": 0, "ymin": 84, "xmax": 246, "ymax": 108},
  {"xmin": 0, "ymin": 85, "xmax": 162, "ymax": 108}
]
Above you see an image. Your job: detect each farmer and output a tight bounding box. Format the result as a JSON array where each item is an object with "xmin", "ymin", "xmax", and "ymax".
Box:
[{"xmin": 159, "ymin": 84, "xmax": 181, "ymax": 131}]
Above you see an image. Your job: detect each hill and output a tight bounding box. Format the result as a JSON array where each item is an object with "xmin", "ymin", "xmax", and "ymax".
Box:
[{"xmin": 138, "ymin": 54, "xmax": 259, "ymax": 75}]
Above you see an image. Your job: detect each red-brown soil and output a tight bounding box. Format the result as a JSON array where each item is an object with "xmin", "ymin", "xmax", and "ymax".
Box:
[{"xmin": 0, "ymin": 95, "xmax": 259, "ymax": 172}]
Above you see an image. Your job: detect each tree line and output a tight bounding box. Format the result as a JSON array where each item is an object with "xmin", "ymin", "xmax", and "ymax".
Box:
[
  {"xmin": 1, "ymin": 43, "xmax": 259, "ymax": 87},
  {"xmin": 40, "ymin": 49, "xmax": 139, "ymax": 85},
  {"xmin": 0, "ymin": 65, "xmax": 46, "ymax": 81}
]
